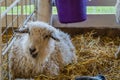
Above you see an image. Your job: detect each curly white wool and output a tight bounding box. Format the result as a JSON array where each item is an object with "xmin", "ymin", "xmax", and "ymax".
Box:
[{"xmin": 9, "ymin": 21, "xmax": 77, "ymax": 79}]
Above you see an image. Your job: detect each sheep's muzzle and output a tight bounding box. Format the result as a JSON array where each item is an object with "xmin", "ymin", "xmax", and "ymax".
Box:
[{"xmin": 29, "ymin": 48, "xmax": 38, "ymax": 58}]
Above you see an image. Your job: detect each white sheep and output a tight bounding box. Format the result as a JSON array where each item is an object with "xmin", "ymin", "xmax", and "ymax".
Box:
[
  {"xmin": 9, "ymin": 21, "xmax": 77, "ymax": 79},
  {"xmin": 115, "ymin": 0, "xmax": 120, "ymax": 24}
]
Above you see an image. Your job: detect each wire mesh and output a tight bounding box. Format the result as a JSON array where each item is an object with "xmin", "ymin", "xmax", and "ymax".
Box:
[{"xmin": 0, "ymin": 0, "xmax": 36, "ymax": 79}]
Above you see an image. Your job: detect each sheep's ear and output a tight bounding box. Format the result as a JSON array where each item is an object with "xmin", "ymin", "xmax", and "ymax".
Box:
[
  {"xmin": 15, "ymin": 27, "xmax": 29, "ymax": 33},
  {"xmin": 51, "ymin": 32, "xmax": 60, "ymax": 42}
]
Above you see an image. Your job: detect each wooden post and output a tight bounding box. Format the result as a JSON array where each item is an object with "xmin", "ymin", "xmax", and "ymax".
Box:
[
  {"xmin": 37, "ymin": 0, "xmax": 52, "ymax": 23},
  {"xmin": 0, "ymin": 2, "xmax": 2, "ymax": 80}
]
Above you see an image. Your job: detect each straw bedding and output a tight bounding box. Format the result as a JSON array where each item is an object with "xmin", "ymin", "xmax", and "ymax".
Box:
[{"xmin": 2, "ymin": 31, "xmax": 120, "ymax": 80}]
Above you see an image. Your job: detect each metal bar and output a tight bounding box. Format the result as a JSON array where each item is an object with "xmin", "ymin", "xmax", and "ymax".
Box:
[
  {"xmin": 25, "ymin": 0, "xmax": 27, "ymax": 18},
  {"xmin": 2, "ymin": 12, "xmax": 34, "ymax": 56},
  {"xmin": 30, "ymin": 0, "xmax": 31, "ymax": 14},
  {"xmin": 2, "ymin": 16, "xmax": 18, "ymax": 35},
  {"xmin": 2, "ymin": 36, "xmax": 16, "ymax": 55},
  {"xmin": 5, "ymin": 0, "xmax": 8, "ymax": 46},
  {"xmin": 34, "ymin": 0, "xmax": 37, "ymax": 20},
  {"xmin": 17, "ymin": 3, "xmax": 19, "ymax": 28},
  {"xmin": 11, "ymin": 0, "xmax": 14, "ymax": 33},
  {"xmin": 1, "ymin": 0, "xmax": 20, "ymax": 19},
  {"xmin": 23, "ymin": 12, "xmax": 34, "ymax": 25},
  {"xmin": 0, "ymin": 1, "xmax": 2, "ymax": 80},
  {"xmin": 21, "ymin": 0, "xmax": 24, "ymax": 24}
]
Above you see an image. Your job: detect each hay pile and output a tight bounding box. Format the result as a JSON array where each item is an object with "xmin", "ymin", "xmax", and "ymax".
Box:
[
  {"xmin": 2, "ymin": 31, "xmax": 120, "ymax": 80},
  {"xmin": 35, "ymin": 32, "xmax": 120, "ymax": 80},
  {"xmin": 71, "ymin": 32, "xmax": 120, "ymax": 80}
]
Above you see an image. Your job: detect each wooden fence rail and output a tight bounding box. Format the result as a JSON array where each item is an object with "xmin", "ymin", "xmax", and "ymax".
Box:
[{"xmin": 0, "ymin": 0, "xmax": 37, "ymax": 79}]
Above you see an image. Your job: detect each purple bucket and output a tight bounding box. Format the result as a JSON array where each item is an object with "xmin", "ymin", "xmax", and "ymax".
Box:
[{"xmin": 55, "ymin": 0, "xmax": 87, "ymax": 23}]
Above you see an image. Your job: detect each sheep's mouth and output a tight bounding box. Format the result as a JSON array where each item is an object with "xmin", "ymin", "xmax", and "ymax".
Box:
[
  {"xmin": 31, "ymin": 53, "xmax": 38, "ymax": 58},
  {"xmin": 30, "ymin": 52, "xmax": 38, "ymax": 58}
]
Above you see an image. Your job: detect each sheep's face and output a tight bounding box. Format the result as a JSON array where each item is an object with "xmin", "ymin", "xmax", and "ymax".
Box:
[
  {"xmin": 28, "ymin": 27, "xmax": 53, "ymax": 58},
  {"xmin": 15, "ymin": 21, "xmax": 60, "ymax": 59}
]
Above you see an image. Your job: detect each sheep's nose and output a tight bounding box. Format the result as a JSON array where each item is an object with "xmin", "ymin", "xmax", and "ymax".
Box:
[
  {"xmin": 29, "ymin": 48, "xmax": 36, "ymax": 53},
  {"xmin": 29, "ymin": 48, "xmax": 38, "ymax": 58}
]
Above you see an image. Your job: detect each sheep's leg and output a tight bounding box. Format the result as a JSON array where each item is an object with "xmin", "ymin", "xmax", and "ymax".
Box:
[
  {"xmin": 9, "ymin": 68, "xmax": 14, "ymax": 80},
  {"xmin": 9, "ymin": 58, "xmax": 15, "ymax": 80},
  {"xmin": 115, "ymin": 46, "xmax": 120, "ymax": 59},
  {"xmin": 9, "ymin": 65, "xmax": 15, "ymax": 80}
]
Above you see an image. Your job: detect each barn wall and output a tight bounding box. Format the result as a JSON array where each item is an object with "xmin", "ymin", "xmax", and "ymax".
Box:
[{"xmin": 52, "ymin": 0, "xmax": 119, "ymax": 29}]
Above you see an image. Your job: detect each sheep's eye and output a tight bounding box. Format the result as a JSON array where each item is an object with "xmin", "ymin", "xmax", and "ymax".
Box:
[{"xmin": 44, "ymin": 35, "xmax": 50, "ymax": 39}]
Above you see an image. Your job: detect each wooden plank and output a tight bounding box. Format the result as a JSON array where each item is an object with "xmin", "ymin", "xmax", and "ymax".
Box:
[
  {"xmin": 87, "ymin": 0, "xmax": 116, "ymax": 6},
  {"xmin": 37, "ymin": 0, "xmax": 52, "ymax": 23},
  {"xmin": 52, "ymin": 15, "xmax": 120, "ymax": 28},
  {"xmin": 52, "ymin": 15, "xmax": 120, "ymax": 38},
  {"xmin": 57, "ymin": 27, "xmax": 120, "ymax": 38}
]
